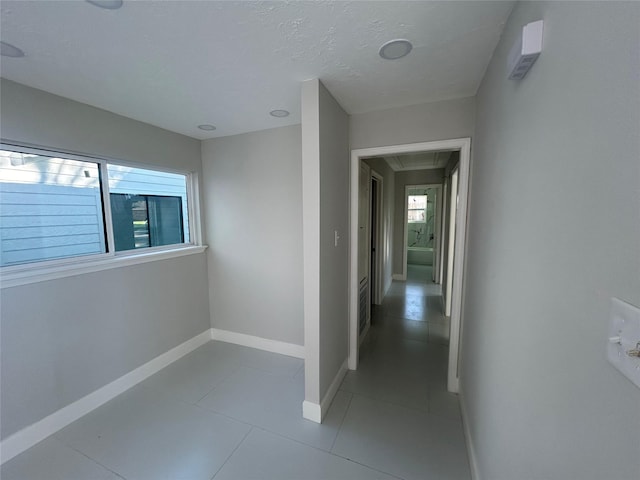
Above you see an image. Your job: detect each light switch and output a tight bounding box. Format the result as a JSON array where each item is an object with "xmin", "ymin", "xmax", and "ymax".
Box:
[
  {"xmin": 607, "ymin": 298, "xmax": 640, "ymax": 389},
  {"xmin": 334, "ymin": 230, "xmax": 340, "ymax": 247}
]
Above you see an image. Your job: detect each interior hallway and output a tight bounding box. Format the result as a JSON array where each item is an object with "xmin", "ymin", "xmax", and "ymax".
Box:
[{"xmin": 1, "ymin": 265, "xmax": 469, "ymax": 480}]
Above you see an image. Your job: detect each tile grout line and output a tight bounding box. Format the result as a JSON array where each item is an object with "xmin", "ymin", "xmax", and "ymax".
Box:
[
  {"xmin": 327, "ymin": 450, "xmax": 406, "ymax": 480},
  {"xmin": 54, "ymin": 439, "xmax": 128, "ymax": 480},
  {"xmin": 246, "ymin": 425, "xmax": 403, "ymax": 479},
  {"xmin": 192, "ymin": 365, "xmax": 243, "ymax": 405},
  {"xmin": 329, "ymin": 390, "xmax": 353, "ymax": 452},
  {"xmin": 209, "ymin": 426, "xmax": 254, "ymax": 480}
]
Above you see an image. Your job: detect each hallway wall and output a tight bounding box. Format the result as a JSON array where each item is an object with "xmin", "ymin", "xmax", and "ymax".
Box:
[
  {"xmin": 461, "ymin": 2, "xmax": 640, "ymax": 479},
  {"xmin": 302, "ymin": 80, "xmax": 350, "ymax": 416},
  {"xmin": 350, "ymin": 97, "xmax": 475, "ymax": 150},
  {"xmin": 201, "ymin": 126, "xmax": 304, "ymax": 346}
]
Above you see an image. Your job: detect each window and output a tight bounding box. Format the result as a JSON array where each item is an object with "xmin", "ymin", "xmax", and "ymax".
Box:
[
  {"xmin": 407, "ymin": 194, "xmax": 427, "ymax": 223},
  {"xmin": 0, "ymin": 149, "xmax": 106, "ymax": 266},
  {"xmin": 107, "ymin": 164, "xmax": 189, "ymax": 251},
  {"xmin": 0, "ymin": 145, "xmax": 195, "ymax": 268}
]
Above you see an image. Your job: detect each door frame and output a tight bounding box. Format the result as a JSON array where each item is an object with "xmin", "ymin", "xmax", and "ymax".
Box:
[
  {"xmin": 349, "ymin": 138, "xmax": 471, "ymax": 394},
  {"xmin": 402, "ymin": 183, "xmax": 442, "ymax": 282},
  {"xmin": 370, "ymin": 170, "xmax": 384, "ymax": 305}
]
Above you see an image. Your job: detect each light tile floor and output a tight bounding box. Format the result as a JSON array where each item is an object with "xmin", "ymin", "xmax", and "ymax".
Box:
[{"xmin": 2, "ymin": 265, "xmax": 470, "ymax": 480}]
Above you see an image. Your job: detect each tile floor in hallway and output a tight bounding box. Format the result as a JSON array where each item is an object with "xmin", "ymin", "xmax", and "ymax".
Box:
[{"xmin": 2, "ymin": 265, "xmax": 470, "ymax": 480}]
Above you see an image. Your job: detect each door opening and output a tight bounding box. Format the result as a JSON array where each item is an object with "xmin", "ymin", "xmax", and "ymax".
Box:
[
  {"xmin": 349, "ymin": 138, "xmax": 471, "ymax": 394},
  {"xmin": 402, "ymin": 184, "xmax": 442, "ymax": 285},
  {"xmin": 370, "ymin": 176, "xmax": 378, "ymax": 310}
]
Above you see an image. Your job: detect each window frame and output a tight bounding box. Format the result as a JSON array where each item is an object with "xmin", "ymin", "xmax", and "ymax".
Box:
[{"xmin": 0, "ymin": 142, "xmax": 205, "ymax": 288}]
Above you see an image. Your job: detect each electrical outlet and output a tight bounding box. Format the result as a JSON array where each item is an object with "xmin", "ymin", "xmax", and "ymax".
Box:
[{"xmin": 607, "ymin": 298, "xmax": 640, "ymax": 389}]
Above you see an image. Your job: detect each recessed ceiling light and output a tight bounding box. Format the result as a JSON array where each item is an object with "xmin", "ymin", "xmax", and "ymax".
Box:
[
  {"xmin": 86, "ymin": 0, "xmax": 123, "ymax": 10},
  {"xmin": 198, "ymin": 124, "xmax": 216, "ymax": 131},
  {"xmin": 0, "ymin": 41, "xmax": 25, "ymax": 58},
  {"xmin": 379, "ymin": 39, "xmax": 413, "ymax": 60},
  {"xmin": 270, "ymin": 110, "xmax": 290, "ymax": 118}
]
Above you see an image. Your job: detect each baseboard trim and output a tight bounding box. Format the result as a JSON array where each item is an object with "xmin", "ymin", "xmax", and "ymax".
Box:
[
  {"xmin": 459, "ymin": 387, "xmax": 481, "ymax": 480},
  {"xmin": 303, "ymin": 359, "xmax": 348, "ymax": 424},
  {"xmin": 392, "ymin": 273, "xmax": 406, "ymax": 281},
  {"xmin": 320, "ymin": 359, "xmax": 348, "ymax": 418},
  {"xmin": 302, "ymin": 400, "xmax": 322, "ymax": 423},
  {"xmin": 0, "ymin": 329, "xmax": 213, "ymax": 465},
  {"xmin": 211, "ymin": 328, "xmax": 305, "ymax": 359}
]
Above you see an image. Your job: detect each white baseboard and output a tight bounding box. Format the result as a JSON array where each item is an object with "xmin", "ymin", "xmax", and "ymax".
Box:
[
  {"xmin": 303, "ymin": 359, "xmax": 348, "ymax": 424},
  {"xmin": 392, "ymin": 273, "xmax": 406, "ymax": 281},
  {"xmin": 211, "ymin": 328, "xmax": 305, "ymax": 359},
  {"xmin": 459, "ymin": 387, "xmax": 481, "ymax": 480},
  {"xmin": 0, "ymin": 329, "xmax": 213, "ymax": 465},
  {"xmin": 302, "ymin": 400, "xmax": 322, "ymax": 423}
]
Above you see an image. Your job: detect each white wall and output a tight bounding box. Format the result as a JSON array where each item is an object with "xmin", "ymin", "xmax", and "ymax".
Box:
[
  {"xmin": 393, "ymin": 169, "xmax": 444, "ymax": 275},
  {"xmin": 350, "ymin": 97, "xmax": 475, "ymax": 151},
  {"xmin": 461, "ymin": 2, "xmax": 640, "ymax": 479},
  {"xmin": 302, "ymin": 79, "xmax": 350, "ymax": 417},
  {"xmin": 362, "ymin": 157, "xmax": 394, "ymax": 297},
  {"xmin": 201, "ymin": 126, "xmax": 304, "ymax": 346},
  {"xmin": 0, "ymin": 80, "xmax": 210, "ymax": 440}
]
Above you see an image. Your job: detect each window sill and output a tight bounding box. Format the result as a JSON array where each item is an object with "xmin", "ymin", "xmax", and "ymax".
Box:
[{"xmin": 0, "ymin": 245, "xmax": 208, "ymax": 289}]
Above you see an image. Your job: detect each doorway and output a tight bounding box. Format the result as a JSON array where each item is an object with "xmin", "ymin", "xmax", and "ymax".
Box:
[
  {"xmin": 402, "ymin": 184, "xmax": 443, "ymax": 285},
  {"xmin": 349, "ymin": 138, "xmax": 471, "ymax": 393}
]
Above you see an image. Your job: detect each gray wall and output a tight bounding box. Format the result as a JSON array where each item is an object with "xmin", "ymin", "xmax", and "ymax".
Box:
[
  {"xmin": 362, "ymin": 157, "xmax": 395, "ymax": 297},
  {"xmin": 350, "ymin": 97, "xmax": 475, "ymax": 150},
  {"xmin": 201, "ymin": 126, "xmax": 304, "ymax": 346},
  {"xmin": 318, "ymin": 82, "xmax": 350, "ymax": 398},
  {"xmin": 460, "ymin": 2, "xmax": 640, "ymax": 479},
  {"xmin": 0, "ymin": 80, "xmax": 210, "ymax": 440},
  {"xmin": 393, "ymin": 169, "xmax": 444, "ymax": 275},
  {"xmin": 302, "ymin": 79, "xmax": 350, "ymax": 409}
]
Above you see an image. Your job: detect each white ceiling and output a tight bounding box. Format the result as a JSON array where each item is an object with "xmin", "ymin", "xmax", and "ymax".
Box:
[
  {"xmin": 0, "ymin": 1, "xmax": 514, "ymax": 140},
  {"xmin": 383, "ymin": 150, "xmax": 453, "ymax": 171}
]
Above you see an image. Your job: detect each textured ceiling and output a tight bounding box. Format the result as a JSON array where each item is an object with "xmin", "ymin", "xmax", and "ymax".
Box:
[{"xmin": 0, "ymin": 1, "xmax": 514, "ymax": 139}]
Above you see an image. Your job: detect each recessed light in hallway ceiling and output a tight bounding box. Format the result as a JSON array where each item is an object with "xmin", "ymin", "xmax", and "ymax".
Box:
[
  {"xmin": 197, "ymin": 124, "xmax": 216, "ymax": 131},
  {"xmin": 270, "ymin": 110, "xmax": 290, "ymax": 118},
  {"xmin": 0, "ymin": 41, "xmax": 25, "ymax": 58},
  {"xmin": 379, "ymin": 39, "xmax": 413, "ymax": 60}
]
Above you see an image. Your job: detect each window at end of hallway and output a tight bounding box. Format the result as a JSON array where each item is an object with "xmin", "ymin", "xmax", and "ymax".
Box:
[{"xmin": 408, "ymin": 194, "xmax": 427, "ymax": 223}]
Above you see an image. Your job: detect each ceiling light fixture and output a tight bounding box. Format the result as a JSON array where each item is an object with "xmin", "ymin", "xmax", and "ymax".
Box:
[
  {"xmin": 197, "ymin": 124, "xmax": 216, "ymax": 131},
  {"xmin": 86, "ymin": 0, "xmax": 123, "ymax": 10},
  {"xmin": 379, "ymin": 39, "xmax": 413, "ymax": 60},
  {"xmin": 0, "ymin": 41, "xmax": 25, "ymax": 58},
  {"xmin": 269, "ymin": 109, "xmax": 290, "ymax": 118}
]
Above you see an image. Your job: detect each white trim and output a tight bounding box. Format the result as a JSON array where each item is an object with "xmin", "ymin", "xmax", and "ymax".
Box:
[
  {"xmin": 303, "ymin": 359, "xmax": 348, "ymax": 424},
  {"xmin": 361, "ymin": 161, "xmax": 372, "ymax": 336},
  {"xmin": 1, "ymin": 245, "xmax": 207, "ymax": 289},
  {"xmin": 370, "ymin": 169, "xmax": 384, "ymax": 305},
  {"xmin": 459, "ymin": 388, "xmax": 480, "ymax": 480},
  {"xmin": 447, "ymin": 139, "xmax": 471, "ymax": 394},
  {"xmin": 392, "ymin": 273, "xmax": 406, "ymax": 281},
  {"xmin": 433, "ymin": 186, "xmax": 442, "ymax": 284},
  {"xmin": 302, "ymin": 400, "xmax": 322, "ymax": 423},
  {"xmin": 211, "ymin": 328, "xmax": 305, "ymax": 359},
  {"xmin": 350, "ymin": 138, "xmax": 471, "ymax": 395},
  {"xmin": 0, "ymin": 329, "xmax": 213, "ymax": 465}
]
